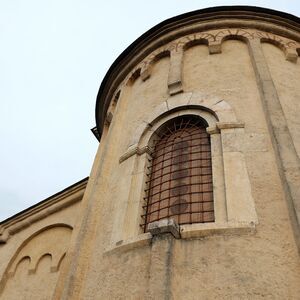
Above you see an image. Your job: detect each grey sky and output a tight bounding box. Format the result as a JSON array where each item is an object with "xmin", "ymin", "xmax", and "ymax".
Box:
[{"xmin": 1, "ymin": 1, "xmax": 299, "ymax": 221}]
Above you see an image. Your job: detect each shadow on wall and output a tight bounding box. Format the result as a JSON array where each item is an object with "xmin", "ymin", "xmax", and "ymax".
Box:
[{"xmin": 0, "ymin": 224, "xmax": 72, "ymax": 300}]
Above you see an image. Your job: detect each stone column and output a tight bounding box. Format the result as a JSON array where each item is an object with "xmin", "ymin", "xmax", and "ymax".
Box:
[{"xmin": 248, "ymin": 38, "xmax": 300, "ymax": 251}]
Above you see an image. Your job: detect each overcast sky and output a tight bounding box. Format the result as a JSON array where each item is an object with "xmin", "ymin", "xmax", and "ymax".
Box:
[{"xmin": 1, "ymin": 0, "xmax": 300, "ymax": 221}]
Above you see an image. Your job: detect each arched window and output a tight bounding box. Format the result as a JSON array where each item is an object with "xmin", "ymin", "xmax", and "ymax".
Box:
[{"xmin": 142, "ymin": 115, "xmax": 214, "ymax": 232}]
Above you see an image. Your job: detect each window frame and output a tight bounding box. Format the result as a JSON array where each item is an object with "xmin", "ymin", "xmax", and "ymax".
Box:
[
  {"xmin": 142, "ymin": 115, "xmax": 215, "ymax": 231},
  {"xmin": 106, "ymin": 93, "xmax": 258, "ymax": 253}
]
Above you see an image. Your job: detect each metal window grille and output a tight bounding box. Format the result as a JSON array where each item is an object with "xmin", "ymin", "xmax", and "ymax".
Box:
[{"xmin": 141, "ymin": 116, "xmax": 214, "ymax": 232}]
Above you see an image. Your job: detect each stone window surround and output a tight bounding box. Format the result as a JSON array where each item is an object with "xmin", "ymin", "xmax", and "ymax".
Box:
[{"xmin": 106, "ymin": 92, "xmax": 258, "ymax": 254}]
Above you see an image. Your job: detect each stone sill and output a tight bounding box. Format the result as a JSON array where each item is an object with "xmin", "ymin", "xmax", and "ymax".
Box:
[
  {"xmin": 104, "ymin": 233, "xmax": 152, "ymax": 255},
  {"xmin": 180, "ymin": 221, "xmax": 256, "ymax": 239},
  {"xmin": 104, "ymin": 221, "xmax": 256, "ymax": 255}
]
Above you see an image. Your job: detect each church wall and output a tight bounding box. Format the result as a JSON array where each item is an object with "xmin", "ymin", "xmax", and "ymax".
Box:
[
  {"xmin": 0, "ymin": 190, "xmax": 82, "ymax": 299},
  {"xmin": 170, "ymin": 40, "xmax": 300, "ymax": 298},
  {"xmin": 117, "ymin": 56, "xmax": 170, "ymax": 154},
  {"xmin": 75, "ymin": 38, "xmax": 300, "ymax": 298},
  {"xmin": 0, "ymin": 9, "xmax": 296, "ymax": 298},
  {"xmin": 262, "ymin": 42, "xmax": 300, "ymax": 157},
  {"xmin": 55, "ymin": 54, "xmax": 172, "ymax": 299},
  {"xmin": 183, "ymin": 41, "xmax": 266, "ymax": 133}
]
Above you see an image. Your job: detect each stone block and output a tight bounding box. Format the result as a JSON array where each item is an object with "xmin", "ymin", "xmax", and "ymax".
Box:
[{"xmin": 147, "ymin": 218, "xmax": 180, "ymax": 239}]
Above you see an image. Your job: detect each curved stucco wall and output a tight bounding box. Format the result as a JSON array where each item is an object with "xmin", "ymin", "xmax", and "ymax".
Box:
[
  {"xmin": 56, "ymin": 13, "xmax": 300, "ymax": 299},
  {"xmin": 262, "ymin": 42, "xmax": 300, "ymax": 157}
]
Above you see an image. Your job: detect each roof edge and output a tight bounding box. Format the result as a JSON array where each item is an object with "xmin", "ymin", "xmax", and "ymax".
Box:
[
  {"xmin": 95, "ymin": 6, "xmax": 300, "ymax": 141},
  {"xmin": 0, "ymin": 177, "xmax": 88, "ymax": 227}
]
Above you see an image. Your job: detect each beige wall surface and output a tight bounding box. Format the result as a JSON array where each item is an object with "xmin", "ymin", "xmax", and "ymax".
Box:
[
  {"xmin": 0, "ymin": 197, "xmax": 81, "ymax": 299},
  {"xmin": 183, "ymin": 41, "xmax": 266, "ymax": 133},
  {"xmin": 75, "ymin": 37, "xmax": 300, "ymax": 299},
  {"xmin": 262, "ymin": 43, "xmax": 300, "ymax": 157},
  {"xmin": 119, "ymin": 56, "xmax": 170, "ymax": 153},
  {"xmin": 1, "ymin": 226, "xmax": 71, "ymax": 300}
]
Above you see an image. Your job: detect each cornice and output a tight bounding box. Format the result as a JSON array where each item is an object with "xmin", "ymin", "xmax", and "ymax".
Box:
[{"xmin": 95, "ymin": 6, "xmax": 300, "ymax": 141}]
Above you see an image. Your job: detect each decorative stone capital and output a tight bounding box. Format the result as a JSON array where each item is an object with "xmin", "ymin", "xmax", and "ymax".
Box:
[
  {"xmin": 206, "ymin": 126, "xmax": 220, "ymax": 135},
  {"xmin": 119, "ymin": 145, "xmax": 153, "ymax": 163}
]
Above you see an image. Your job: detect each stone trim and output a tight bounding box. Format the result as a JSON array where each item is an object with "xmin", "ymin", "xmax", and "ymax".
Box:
[
  {"xmin": 119, "ymin": 145, "xmax": 152, "ymax": 163},
  {"xmin": 216, "ymin": 121, "xmax": 245, "ymax": 129},
  {"xmin": 112, "ymin": 96, "xmax": 258, "ymax": 249},
  {"xmin": 97, "ymin": 20, "xmax": 300, "ymax": 139},
  {"xmin": 123, "ymin": 28, "xmax": 299, "ymax": 100},
  {"xmin": 180, "ymin": 221, "xmax": 256, "ymax": 239},
  {"xmin": 127, "ymin": 92, "xmax": 237, "ymax": 151},
  {"xmin": 104, "ymin": 221, "xmax": 256, "ymax": 255},
  {"xmin": 248, "ymin": 38, "xmax": 300, "ymax": 252},
  {"xmin": 135, "ymin": 28, "xmax": 300, "ymax": 86},
  {"xmin": 9, "ymin": 252, "xmax": 67, "ymax": 276},
  {"xmin": 206, "ymin": 126, "xmax": 219, "ymax": 135},
  {"xmin": 147, "ymin": 219, "xmax": 181, "ymax": 239}
]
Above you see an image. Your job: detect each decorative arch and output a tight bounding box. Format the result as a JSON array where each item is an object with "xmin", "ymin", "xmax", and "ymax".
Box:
[
  {"xmin": 122, "ymin": 92, "xmax": 238, "ymax": 153},
  {"xmin": 259, "ymin": 36, "xmax": 298, "ymax": 62},
  {"xmin": 220, "ymin": 34, "xmax": 249, "ymax": 45},
  {"xmin": 126, "ymin": 68, "xmax": 141, "ymax": 86},
  {"xmin": 138, "ymin": 47, "xmax": 172, "ymax": 82},
  {"xmin": 182, "ymin": 38, "xmax": 209, "ymax": 51},
  {"xmin": 0, "ymin": 223, "xmax": 73, "ymax": 295},
  {"xmin": 149, "ymin": 50, "xmax": 171, "ymax": 65},
  {"xmin": 260, "ymin": 37, "xmax": 286, "ymax": 51},
  {"xmin": 137, "ymin": 107, "xmax": 218, "ymax": 153},
  {"xmin": 125, "ymin": 48, "xmax": 172, "ymax": 85},
  {"xmin": 109, "ymin": 92, "xmax": 257, "ymax": 251},
  {"xmin": 10, "ymin": 256, "xmax": 31, "ymax": 277},
  {"xmin": 32, "ymin": 253, "xmax": 53, "ymax": 274},
  {"xmin": 209, "ymin": 30, "xmax": 251, "ymax": 54},
  {"xmin": 253, "ymin": 30, "xmax": 298, "ymax": 62},
  {"xmin": 145, "ymin": 47, "xmax": 171, "ymax": 65},
  {"xmin": 55, "ymin": 252, "xmax": 66, "ymax": 273},
  {"xmin": 215, "ymin": 28, "xmax": 254, "ymax": 42},
  {"xmin": 175, "ymin": 32, "xmax": 214, "ymax": 50},
  {"xmin": 119, "ymin": 28, "xmax": 299, "ymax": 116}
]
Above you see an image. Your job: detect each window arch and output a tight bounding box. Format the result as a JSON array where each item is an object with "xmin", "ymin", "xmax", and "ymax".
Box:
[
  {"xmin": 108, "ymin": 97, "xmax": 258, "ymax": 251},
  {"xmin": 142, "ymin": 115, "xmax": 214, "ymax": 232}
]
